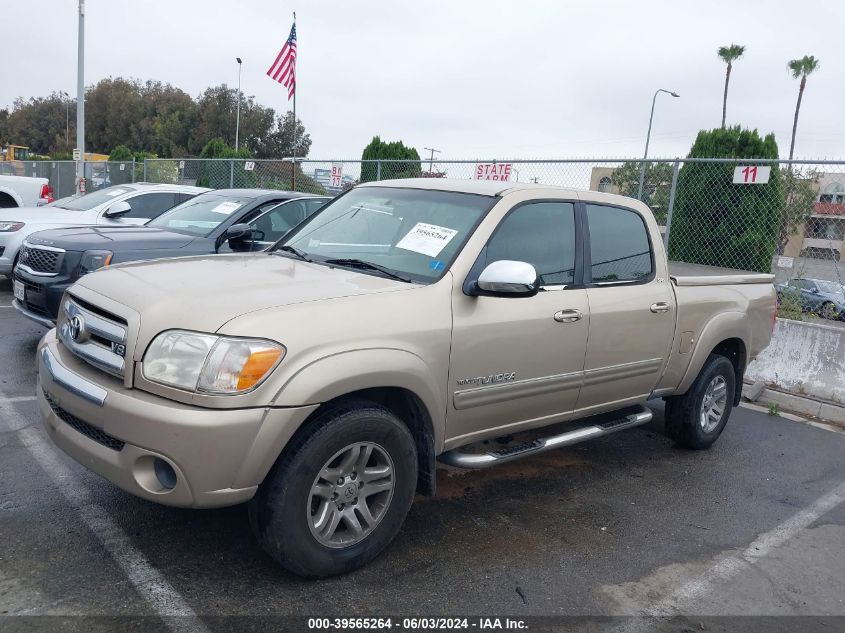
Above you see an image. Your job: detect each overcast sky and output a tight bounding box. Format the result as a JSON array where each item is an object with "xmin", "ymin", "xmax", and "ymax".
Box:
[{"xmin": 4, "ymin": 0, "xmax": 844, "ymax": 160}]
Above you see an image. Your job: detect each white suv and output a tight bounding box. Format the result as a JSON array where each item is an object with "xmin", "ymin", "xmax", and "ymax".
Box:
[{"xmin": 0, "ymin": 183, "xmax": 208, "ymax": 277}]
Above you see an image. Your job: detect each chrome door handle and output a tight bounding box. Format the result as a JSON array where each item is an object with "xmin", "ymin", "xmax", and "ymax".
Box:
[
  {"xmin": 650, "ymin": 302, "xmax": 671, "ymax": 314},
  {"xmin": 554, "ymin": 309, "xmax": 582, "ymax": 323}
]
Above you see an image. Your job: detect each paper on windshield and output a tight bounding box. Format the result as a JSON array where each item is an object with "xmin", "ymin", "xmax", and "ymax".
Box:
[
  {"xmin": 105, "ymin": 189, "xmax": 127, "ymax": 197},
  {"xmin": 209, "ymin": 201, "xmax": 242, "ymax": 215},
  {"xmin": 396, "ymin": 222, "xmax": 459, "ymax": 257}
]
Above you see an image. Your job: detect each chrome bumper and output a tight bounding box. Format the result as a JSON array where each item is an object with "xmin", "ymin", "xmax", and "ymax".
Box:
[
  {"xmin": 39, "ymin": 345, "xmax": 107, "ymax": 406},
  {"xmin": 13, "ymin": 299, "xmax": 56, "ymax": 329}
]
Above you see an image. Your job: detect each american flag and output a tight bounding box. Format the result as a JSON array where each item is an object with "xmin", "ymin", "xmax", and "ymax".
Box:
[{"xmin": 266, "ymin": 22, "xmax": 297, "ymax": 99}]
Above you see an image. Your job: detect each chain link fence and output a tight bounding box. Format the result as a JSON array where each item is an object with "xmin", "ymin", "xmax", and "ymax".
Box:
[
  {"xmin": 141, "ymin": 156, "xmax": 844, "ymax": 318},
  {"xmin": 0, "ymin": 159, "xmax": 136, "ymax": 199}
]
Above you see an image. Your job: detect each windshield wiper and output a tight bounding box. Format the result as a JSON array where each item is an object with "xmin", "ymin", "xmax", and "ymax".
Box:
[
  {"xmin": 323, "ymin": 258, "xmax": 414, "ymax": 283},
  {"xmin": 272, "ymin": 245, "xmax": 313, "ymax": 262}
]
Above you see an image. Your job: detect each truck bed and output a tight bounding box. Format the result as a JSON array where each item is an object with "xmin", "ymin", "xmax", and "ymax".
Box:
[{"xmin": 669, "ymin": 261, "xmax": 775, "ymax": 286}]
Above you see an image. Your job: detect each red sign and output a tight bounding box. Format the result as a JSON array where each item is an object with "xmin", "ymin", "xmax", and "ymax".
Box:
[{"xmin": 475, "ymin": 163, "xmax": 512, "ymax": 181}]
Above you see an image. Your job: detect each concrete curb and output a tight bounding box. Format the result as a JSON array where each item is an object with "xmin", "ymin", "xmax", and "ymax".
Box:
[{"xmin": 742, "ymin": 383, "xmax": 845, "ymax": 425}]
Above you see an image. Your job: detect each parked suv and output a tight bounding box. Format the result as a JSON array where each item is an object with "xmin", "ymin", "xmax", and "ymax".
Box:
[
  {"xmin": 0, "ymin": 183, "xmax": 208, "ymax": 278},
  {"xmin": 36, "ymin": 179, "xmax": 775, "ymax": 577},
  {"xmin": 774, "ymin": 277, "xmax": 844, "ymax": 320},
  {"xmin": 14, "ymin": 189, "xmax": 329, "ymax": 326}
]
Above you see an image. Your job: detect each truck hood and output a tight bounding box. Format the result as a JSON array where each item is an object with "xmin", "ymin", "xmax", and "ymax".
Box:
[
  {"xmin": 0, "ymin": 207, "xmax": 89, "ymax": 226},
  {"xmin": 27, "ymin": 226, "xmax": 195, "ymax": 252},
  {"xmin": 72, "ymin": 253, "xmax": 413, "ymax": 342}
]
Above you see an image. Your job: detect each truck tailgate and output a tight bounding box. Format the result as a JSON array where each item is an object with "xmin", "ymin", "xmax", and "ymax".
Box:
[{"xmin": 669, "ymin": 261, "xmax": 774, "ymax": 286}]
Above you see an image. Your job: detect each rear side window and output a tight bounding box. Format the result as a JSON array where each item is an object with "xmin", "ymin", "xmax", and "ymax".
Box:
[
  {"xmin": 586, "ymin": 204, "xmax": 653, "ymax": 283},
  {"xmin": 485, "ymin": 202, "xmax": 576, "ymax": 286},
  {"xmin": 124, "ymin": 192, "xmax": 179, "ymax": 219}
]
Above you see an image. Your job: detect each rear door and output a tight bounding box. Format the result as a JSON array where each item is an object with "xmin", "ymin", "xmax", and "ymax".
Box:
[{"xmin": 575, "ymin": 202, "xmax": 675, "ymax": 415}]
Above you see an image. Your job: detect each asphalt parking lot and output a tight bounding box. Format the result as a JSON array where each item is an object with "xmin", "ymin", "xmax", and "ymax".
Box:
[{"xmin": 1, "ymin": 275, "xmax": 844, "ymax": 633}]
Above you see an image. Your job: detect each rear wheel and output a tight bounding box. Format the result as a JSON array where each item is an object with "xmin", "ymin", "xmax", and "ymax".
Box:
[
  {"xmin": 249, "ymin": 398, "xmax": 417, "ymax": 578},
  {"xmin": 664, "ymin": 354, "xmax": 735, "ymax": 449}
]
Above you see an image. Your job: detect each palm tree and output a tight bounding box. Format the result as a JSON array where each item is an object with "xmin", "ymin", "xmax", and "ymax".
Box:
[
  {"xmin": 718, "ymin": 44, "xmax": 745, "ymax": 128},
  {"xmin": 787, "ymin": 55, "xmax": 821, "ymax": 160}
]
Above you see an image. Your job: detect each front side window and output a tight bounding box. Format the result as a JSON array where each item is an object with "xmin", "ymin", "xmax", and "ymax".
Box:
[
  {"xmin": 53, "ymin": 185, "xmax": 138, "ymax": 211},
  {"xmin": 279, "ymin": 187, "xmax": 492, "ymax": 282},
  {"xmin": 147, "ymin": 193, "xmax": 250, "ymax": 236},
  {"xmin": 124, "ymin": 192, "xmax": 180, "ymax": 219},
  {"xmin": 482, "ymin": 202, "xmax": 576, "ymax": 286},
  {"xmin": 251, "ymin": 200, "xmax": 311, "ymax": 243},
  {"xmin": 586, "ymin": 204, "xmax": 653, "ymax": 283}
]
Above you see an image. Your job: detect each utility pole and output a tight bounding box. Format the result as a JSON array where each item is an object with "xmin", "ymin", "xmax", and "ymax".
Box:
[
  {"xmin": 235, "ymin": 57, "xmax": 243, "ymax": 150},
  {"xmin": 61, "ymin": 91, "xmax": 70, "ymax": 149},
  {"xmin": 76, "ymin": 0, "xmax": 85, "ymax": 192},
  {"xmin": 424, "ymin": 147, "xmax": 440, "ymax": 173}
]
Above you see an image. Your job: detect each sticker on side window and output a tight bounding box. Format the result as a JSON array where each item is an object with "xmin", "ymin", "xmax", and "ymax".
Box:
[
  {"xmin": 396, "ymin": 223, "xmax": 458, "ymax": 257},
  {"xmin": 209, "ymin": 201, "xmax": 242, "ymax": 215}
]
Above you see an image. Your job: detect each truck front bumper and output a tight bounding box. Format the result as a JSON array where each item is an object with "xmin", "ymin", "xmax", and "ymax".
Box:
[{"xmin": 37, "ymin": 334, "xmax": 318, "ymax": 508}]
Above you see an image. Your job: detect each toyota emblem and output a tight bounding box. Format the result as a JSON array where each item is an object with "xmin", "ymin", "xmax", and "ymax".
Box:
[{"xmin": 68, "ymin": 315, "xmax": 85, "ymax": 342}]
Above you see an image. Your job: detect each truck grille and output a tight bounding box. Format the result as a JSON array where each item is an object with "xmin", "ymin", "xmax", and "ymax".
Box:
[
  {"xmin": 18, "ymin": 243, "xmax": 64, "ymax": 276},
  {"xmin": 43, "ymin": 389, "xmax": 125, "ymax": 451},
  {"xmin": 59, "ymin": 296, "xmax": 128, "ymax": 378}
]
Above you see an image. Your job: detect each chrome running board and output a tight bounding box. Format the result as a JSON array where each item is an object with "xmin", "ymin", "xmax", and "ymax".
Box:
[{"xmin": 439, "ymin": 405, "xmax": 653, "ymax": 469}]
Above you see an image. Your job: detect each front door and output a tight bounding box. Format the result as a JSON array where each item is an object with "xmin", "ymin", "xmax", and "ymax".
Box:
[
  {"xmin": 575, "ymin": 202, "xmax": 675, "ymax": 415},
  {"xmin": 447, "ymin": 200, "xmax": 589, "ymax": 447}
]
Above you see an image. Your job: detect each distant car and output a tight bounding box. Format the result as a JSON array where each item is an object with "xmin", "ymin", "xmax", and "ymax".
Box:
[
  {"xmin": 775, "ymin": 277, "xmax": 845, "ymax": 320},
  {"xmin": 0, "ymin": 174, "xmax": 53, "ymax": 208},
  {"xmin": 13, "ymin": 189, "xmax": 330, "ymax": 326},
  {"xmin": 0, "ymin": 183, "xmax": 208, "ymax": 278}
]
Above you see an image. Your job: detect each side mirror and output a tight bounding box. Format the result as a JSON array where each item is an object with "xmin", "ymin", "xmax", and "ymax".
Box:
[
  {"xmin": 472, "ymin": 260, "xmax": 539, "ymax": 297},
  {"xmin": 104, "ymin": 200, "xmax": 132, "ymax": 218},
  {"xmin": 226, "ymin": 223, "xmax": 253, "ymax": 250}
]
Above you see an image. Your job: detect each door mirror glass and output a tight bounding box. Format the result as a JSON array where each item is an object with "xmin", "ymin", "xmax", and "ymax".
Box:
[
  {"xmin": 104, "ymin": 200, "xmax": 132, "ymax": 218},
  {"xmin": 475, "ymin": 260, "xmax": 539, "ymax": 297}
]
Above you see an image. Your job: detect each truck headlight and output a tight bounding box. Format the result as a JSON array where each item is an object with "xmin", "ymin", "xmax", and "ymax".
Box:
[
  {"xmin": 0, "ymin": 222, "xmax": 24, "ymax": 232},
  {"xmin": 79, "ymin": 250, "xmax": 113, "ymax": 275},
  {"xmin": 142, "ymin": 330, "xmax": 285, "ymax": 394}
]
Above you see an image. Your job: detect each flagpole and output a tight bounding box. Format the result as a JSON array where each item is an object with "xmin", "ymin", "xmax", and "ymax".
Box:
[{"xmin": 291, "ymin": 11, "xmax": 297, "ymax": 191}]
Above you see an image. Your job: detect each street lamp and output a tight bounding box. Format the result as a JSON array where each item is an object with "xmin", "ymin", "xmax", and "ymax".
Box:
[
  {"xmin": 637, "ymin": 88, "xmax": 680, "ymax": 201},
  {"xmin": 235, "ymin": 57, "xmax": 243, "ymax": 151},
  {"xmin": 61, "ymin": 91, "xmax": 70, "ymax": 149}
]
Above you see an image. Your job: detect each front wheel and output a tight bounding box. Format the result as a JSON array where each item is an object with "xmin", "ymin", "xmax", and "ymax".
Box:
[
  {"xmin": 249, "ymin": 399, "xmax": 418, "ymax": 578},
  {"xmin": 820, "ymin": 302, "xmax": 838, "ymax": 320},
  {"xmin": 664, "ymin": 354, "xmax": 735, "ymax": 450}
]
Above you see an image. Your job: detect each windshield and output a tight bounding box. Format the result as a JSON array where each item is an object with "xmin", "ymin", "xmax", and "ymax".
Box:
[
  {"xmin": 815, "ymin": 280, "xmax": 844, "ymax": 295},
  {"xmin": 277, "ymin": 187, "xmax": 493, "ymax": 282},
  {"xmin": 54, "ymin": 186, "xmax": 138, "ymax": 211},
  {"xmin": 147, "ymin": 193, "xmax": 249, "ymax": 237}
]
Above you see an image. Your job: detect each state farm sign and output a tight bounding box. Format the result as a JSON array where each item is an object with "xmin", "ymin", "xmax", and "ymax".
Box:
[{"xmin": 474, "ymin": 163, "xmax": 512, "ymax": 181}]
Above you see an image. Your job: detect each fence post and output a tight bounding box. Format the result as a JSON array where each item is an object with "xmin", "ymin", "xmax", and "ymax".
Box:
[
  {"xmin": 143, "ymin": 159, "xmax": 148, "ymax": 181},
  {"xmin": 229, "ymin": 160, "xmax": 234, "ymax": 188},
  {"xmin": 131, "ymin": 158, "xmax": 136, "ymax": 183},
  {"xmin": 663, "ymin": 159, "xmax": 681, "ymax": 250},
  {"xmin": 376, "ymin": 160, "xmax": 382, "ymax": 181}
]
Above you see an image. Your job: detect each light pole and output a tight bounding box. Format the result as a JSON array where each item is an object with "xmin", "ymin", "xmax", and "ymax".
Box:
[
  {"xmin": 76, "ymin": 0, "xmax": 85, "ymax": 192},
  {"xmin": 235, "ymin": 57, "xmax": 243, "ymax": 151},
  {"xmin": 637, "ymin": 88, "xmax": 679, "ymax": 201},
  {"xmin": 61, "ymin": 91, "xmax": 70, "ymax": 149}
]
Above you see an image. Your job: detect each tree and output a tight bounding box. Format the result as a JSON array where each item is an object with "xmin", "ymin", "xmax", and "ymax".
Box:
[
  {"xmin": 360, "ymin": 136, "xmax": 421, "ymax": 183},
  {"xmin": 777, "ymin": 168, "xmax": 820, "ymax": 255},
  {"xmin": 717, "ymin": 44, "xmax": 745, "ymax": 128},
  {"xmin": 108, "ymin": 145, "xmax": 134, "ymax": 161},
  {"xmin": 787, "ymin": 55, "xmax": 820, "ymax": 160},
  {"xmin": 668, "ymin": 127, "xmax": 784, "ymax": 273},
  {"xmin": 610, "ymin": 161, "xmax": 674, "ymax": 223},
  {"xmin": 256, "ymin": 111, "xmax": 312, "ymax": 159}
]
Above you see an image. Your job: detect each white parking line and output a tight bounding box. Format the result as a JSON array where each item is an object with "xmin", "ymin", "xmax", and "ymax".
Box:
[
  {"xmin": 0, "ymin": 394, "xmax": 210, "ymax": 633},
  {"xmin": 609, "ymin": 479, "xmax": 845, "ymax": 626},
  {"xmin": 0, "ymin": 396, "xmax": 37, "ymax": 404}
]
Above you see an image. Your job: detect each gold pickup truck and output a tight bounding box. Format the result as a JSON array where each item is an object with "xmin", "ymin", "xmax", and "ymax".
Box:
[{"xmin": 35, "ymin": 178, "xmax": 776, "ymax": 577}]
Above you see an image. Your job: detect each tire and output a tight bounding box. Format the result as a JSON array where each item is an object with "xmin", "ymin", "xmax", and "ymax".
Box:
[
  {"xmin": 664, "ymin": 354, "xmax": 735, "ymax": 450},
  {"xmin": 820, "ymin": 302, "xmax": 837, "ymax": 320},
  {"xmin": 249, "ymin": 398, "xmax": 417, "ymax": 578}
]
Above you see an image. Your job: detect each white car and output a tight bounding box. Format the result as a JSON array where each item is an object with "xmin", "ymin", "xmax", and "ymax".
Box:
[
  {"xmin": 0, "ymin": 183, "xmax": 208, "ymax": 277},
  {"xmin": 0, "ymin": 174, "xmax": 53, "ymax": 208}
]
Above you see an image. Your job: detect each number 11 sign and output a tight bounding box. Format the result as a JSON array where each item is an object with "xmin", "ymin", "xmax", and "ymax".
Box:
[{"xmin": 732, "ymin": 165, "xmax": 771, "ymax": 184}]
